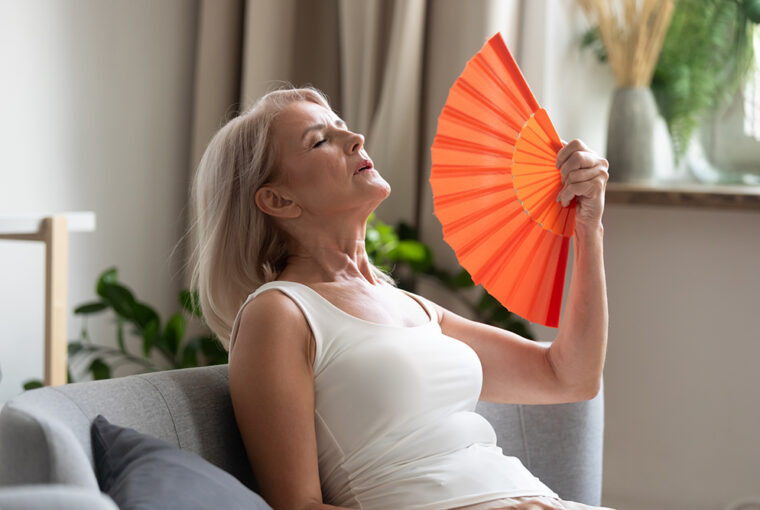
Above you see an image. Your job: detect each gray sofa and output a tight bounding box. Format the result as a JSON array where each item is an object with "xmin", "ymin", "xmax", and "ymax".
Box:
[{"xmin": 0, "ymin": 365, "xmax": 604, "ymax": 509}]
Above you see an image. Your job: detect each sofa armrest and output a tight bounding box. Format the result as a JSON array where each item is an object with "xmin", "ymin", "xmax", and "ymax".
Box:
[
  {"xmin": 0, "ymin": 485, "xmax": 118, "ymax": 510},
  {"xmin": 475, "ymin": 383, "xmax": 604, "ymax": 505}
]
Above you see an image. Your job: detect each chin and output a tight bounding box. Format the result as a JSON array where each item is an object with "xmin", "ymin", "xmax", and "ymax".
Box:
[
  {"xmin": 374, "ymin": 174, "xmax": 391, "ymax": 195},
  {"xmin": 363, "ymin": 182, "xmax": 391, "ymax": 212},
  {"xmin": 374, "ymin": 180, "xmax": 391, "ymax": 201}
]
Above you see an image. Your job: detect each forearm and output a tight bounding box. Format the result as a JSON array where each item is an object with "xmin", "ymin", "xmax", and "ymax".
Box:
[{"xmin": 548, "ymin": 221, "xmax": 608, "ymax": 396}]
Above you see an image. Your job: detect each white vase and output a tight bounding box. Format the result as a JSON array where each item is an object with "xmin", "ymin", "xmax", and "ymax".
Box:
[{"xmin": 606, "ymin": 87, "xmax": 676, "ymax": 183}]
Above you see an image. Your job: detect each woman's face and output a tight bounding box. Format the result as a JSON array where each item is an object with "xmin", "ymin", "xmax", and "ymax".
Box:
[{"xmin": 268, "ymin": 100, "xmax": 391, "ymax": 219}]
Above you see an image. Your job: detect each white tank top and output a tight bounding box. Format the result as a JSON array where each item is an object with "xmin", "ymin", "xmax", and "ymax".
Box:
[{"xmin": 231, "ymin": 280, "xmax": 558, "ymax": 510}]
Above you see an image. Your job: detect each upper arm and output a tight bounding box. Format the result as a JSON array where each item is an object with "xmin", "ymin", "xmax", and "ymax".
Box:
[
  {"xmin": 430, "ymin": 302, "xmax": 588, "ymax": 404},
  {"xmin": 228, "ymin": 291, "xmax": 323, "ymax": 510}
]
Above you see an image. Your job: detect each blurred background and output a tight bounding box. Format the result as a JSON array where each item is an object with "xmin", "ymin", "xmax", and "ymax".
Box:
[{"xmin": 1, "ymin": 1, "xmax": 759, "ymax": 509}]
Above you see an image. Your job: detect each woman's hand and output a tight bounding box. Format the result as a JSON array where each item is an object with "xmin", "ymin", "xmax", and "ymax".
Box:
[{"xmin": 555, "ymin": 139, "xmax": 609, "ymax": 231}]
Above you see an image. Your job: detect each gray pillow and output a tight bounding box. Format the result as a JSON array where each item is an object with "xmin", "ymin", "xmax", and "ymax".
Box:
[{"xmin": 91, "ymin": 415, "xmax": 272, "ymax": 510}]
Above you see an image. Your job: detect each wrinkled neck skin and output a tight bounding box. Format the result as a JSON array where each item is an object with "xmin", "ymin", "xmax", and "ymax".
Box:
[{"xmin": 277, "ymin": 208, "xmax": 380, "ymax": 286}]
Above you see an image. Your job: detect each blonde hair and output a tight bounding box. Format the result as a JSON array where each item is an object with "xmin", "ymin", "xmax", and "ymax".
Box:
[{"xmin": 188, "ymin": 86, "xmax": 392, "ymax": 349}]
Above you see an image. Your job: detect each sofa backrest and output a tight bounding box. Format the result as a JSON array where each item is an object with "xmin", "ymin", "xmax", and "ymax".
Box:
[{"xmin": 0, "ymin": 365, "xmax": 256, "ymax": 491}]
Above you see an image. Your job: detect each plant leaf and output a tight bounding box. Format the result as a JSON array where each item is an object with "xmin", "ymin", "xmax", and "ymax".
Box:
[
  {"xmin": 396, "ymin": 221, "xmax": 418, "ymax": 241},
  {"xmin": 142, "ymin": 319, "xmax": 159, "ymax": 357},
  {"xmin": 116, "ymin": 316, "xmax": 126, "ymax": 353},
  {"xmin": 73, "ymin": 301, "xmax": 108, "ymax": 315},
  {"xmin": 477, "ymin": 293, "xmax": 499, "ymax": 312},
  {"xmin": 96, "ymin": 267, "xmax": 119, "ymax": 296},
  {"xmin": 199, "ymin": 336, "xmax": 228, "ymax": 365},
  {"xmin": 132, "ymin": 302, "xmax": 159, "ymax": 330},
  {"xmin": 89, "ymin": 358, "xmax": 111, "ymax": 380},
  {"xmin": 99, "ymin": 283, "xmax": 137, "ymax": 321},
  {"xmin": 452, "ymin": 269, "xmax": 474, "ymax": 288},
  {"xmin": 180, "ymin": 337, "xmax": 200, "ymax": 368},
  {"xmin": 393, "ymin": 240, "xmax": 427, "ymax": 262},
  {"xmin": 163, "ymin": 313, "xmax": 186, "ymax": 357},
  {"xmin": 23, "ymin": 380, "xmax": 43, "ymax": 391},
  {"xmin": 68, "ymin": 341, "xmax": 84, "ymax": 356},
  {"xmin": 650, "ymin": 0, "xmax": 756, "ymax": 159}
]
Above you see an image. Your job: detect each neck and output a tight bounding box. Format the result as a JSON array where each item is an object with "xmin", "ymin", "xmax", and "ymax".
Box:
[{"xmin": 281, "ymin": 215, "xmax": 378, "ymax": 285}]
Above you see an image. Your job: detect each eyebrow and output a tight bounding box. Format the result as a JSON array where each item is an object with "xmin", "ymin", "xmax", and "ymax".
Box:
[{"xmin": 301, "ymin": 118, "xmax": 347, "ymax": 141}]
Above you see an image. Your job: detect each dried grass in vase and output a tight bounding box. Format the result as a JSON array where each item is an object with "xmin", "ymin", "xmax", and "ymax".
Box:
[{"xmin": 578, "ymin": 0, "xmax": 675, "ymax": 87}]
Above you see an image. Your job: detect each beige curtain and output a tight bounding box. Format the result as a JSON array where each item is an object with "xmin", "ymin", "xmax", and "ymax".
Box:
[{"xmin": 189, "ymin": 0, "xmax": 524, "ymax": 273}]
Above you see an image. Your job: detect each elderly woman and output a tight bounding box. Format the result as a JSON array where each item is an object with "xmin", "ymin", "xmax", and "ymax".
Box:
[{"xmin": 190, "ymin": 87, "xmax": 611, "ymax": 510}]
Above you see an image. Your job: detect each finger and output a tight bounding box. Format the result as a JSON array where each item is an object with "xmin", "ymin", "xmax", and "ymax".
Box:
[
  {"xmin": 559, "ymin": 151, "xmax": 603, "ymax": 183},
  {"xmin": 556, "ymin": 138, "xmax": 590, "ymax": 169},
  {"xmin": 557, "ymin": 177, "xmax": 606, "ymax": 207},
  {"xmin": 564, "ymin": 166, "xmax": 609, "ymax": 186}
]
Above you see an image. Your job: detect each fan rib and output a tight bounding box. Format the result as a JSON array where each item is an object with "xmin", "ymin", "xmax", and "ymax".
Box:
[
  {"xmin": 513, "ymin": 163, "xmax": 558, "ymax": 177},
  {"xmin": 559, "ymin": 206, "xmax": 575, "ymax": 237},
  {"xmin": 514, "ymin": 152, "xmax": 556, "ymax": 166},
  {"xmin": 526, "ymin": 197, "xmax": 559, "ymax": 231},
  {"xmin": 522, "ymin": 234, "xmax": 561, "ymax": 318},
  {"xmin": 509, "ymin": 232, "xmax": 555, "ymax": 319},
  {"xmin": 431, "ymin": 164, "xmax": 508, "ymax": 177},
  {"xmin": 545, "ymin": 237, "xmax": 570, "ymax": 327},
  {"xmin": 450, "ymin": 206, "xmax": 525, "ymax": 269},
  {"xmin": 440, "ymin": 105, "xmax": 518, "ymax": 145},
  {"xmin": 493, "ymin": 228, "xmax": 546, "ymax": 306},
  {"xmin": 525, "ymin": 119, "xmax": 552, "ymax": 146},
  {"xmin": 471, "ymin": 55, "xmax": 533, "ymax": 120},
  {"xmin": 517, "ymin": 177, "xmax": 558, "ymax": 200},
  {"xmin": 433, "ymin": 134, "xmax": 512, "ymax": 158},
  {"xmin": 534, "ymin": 108, "xmax": 563, "ymax": 152},
  {"xmin": 442, "ymin": 200, "xmax": 509, "ymax": 237},
  {"xmin": 486, "ymin": 34, "xmax": 540, "ymax": 112},
  {"xmin": 455, "ymin": 79, "xmax": 529, "ymax": 133},
  {"xmin": 434, "ymin": 183, "xmax": 512, "ymax": 208},
  {"xmin": 512, "ymin": 168, "xmax": 556, "ymax": 178},
  {"xmin": 472, "ymin": 219, "xmax": 533, "ymax": 286},
  {"xmin": 517, "ymin": 134, "xmax": 555, "ymax": 160}
]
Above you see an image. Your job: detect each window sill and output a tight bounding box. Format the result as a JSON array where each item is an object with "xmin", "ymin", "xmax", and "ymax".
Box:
[{"xmin": 606, "ymin": 181, "xmax": 760, "ymax": 211}]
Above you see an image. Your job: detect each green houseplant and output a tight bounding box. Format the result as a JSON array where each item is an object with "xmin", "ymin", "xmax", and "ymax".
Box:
[
  {"xmin": 23, "ymin": 268, "xmax": 227, "ymax": 389},
  {"xmin": 651, "ymin": 0, "xmax": 758, "ymax": 159}
]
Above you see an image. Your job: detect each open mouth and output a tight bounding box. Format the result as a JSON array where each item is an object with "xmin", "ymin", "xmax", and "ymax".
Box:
[{"xmin": 355, "ymin": 159, "xmax": 374, "ymax": 174}]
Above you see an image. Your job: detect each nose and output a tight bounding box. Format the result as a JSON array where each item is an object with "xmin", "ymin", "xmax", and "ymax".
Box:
[{"xmin": 345, "ymin": 131, "xmax": 364, "ymax": 154}]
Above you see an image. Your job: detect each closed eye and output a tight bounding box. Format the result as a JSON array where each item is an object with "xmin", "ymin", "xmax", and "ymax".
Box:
[{"xmin": 313, "ymin": 139, "xmax": 326, "ymax": 148}]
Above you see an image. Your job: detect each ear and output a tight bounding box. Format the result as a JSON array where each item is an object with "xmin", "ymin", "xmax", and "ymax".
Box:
[{"xmin": 254, "ymin": 185, "xmax": 302, "ymax": 219}]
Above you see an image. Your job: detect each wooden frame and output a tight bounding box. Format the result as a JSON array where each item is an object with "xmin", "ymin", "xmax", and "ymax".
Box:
[{"xmin": 0, "ymin": 213, "xmax": 95, "ymax": 387}]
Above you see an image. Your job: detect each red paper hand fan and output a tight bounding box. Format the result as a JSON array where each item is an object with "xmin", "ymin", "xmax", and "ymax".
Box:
[{"xmin": 430, "ymin": 33, "xmax": 575, "ymax": 328}]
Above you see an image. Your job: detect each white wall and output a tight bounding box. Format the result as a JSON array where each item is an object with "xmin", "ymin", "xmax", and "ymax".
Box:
[
  {"xmin": 0, "ymin": 0, "xmax": 198, "ymax": 402},
  {"xmin": 602, "ymin": 206, "xmax": 760, "ymax": 510},
  {"xmin": 522, "ymin": 2, "xmax": 760, "ymax": 509}
]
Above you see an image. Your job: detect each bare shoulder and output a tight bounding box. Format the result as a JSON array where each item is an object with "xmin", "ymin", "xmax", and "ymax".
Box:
[
  {"xmin": 227, "ymin": 288, "xmax": 323, "ymax": 508},
  {"xmin": 230, "ymin": 288, "xmax": 314, "ymax": 368}
]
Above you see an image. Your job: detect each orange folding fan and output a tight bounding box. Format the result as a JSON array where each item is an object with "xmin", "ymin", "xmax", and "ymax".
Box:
[{"xmin": 430, "ymin": 33, "xmax": 575, "ymax": 328}]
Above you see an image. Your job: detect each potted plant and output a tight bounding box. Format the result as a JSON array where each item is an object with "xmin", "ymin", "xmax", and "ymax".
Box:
[
  {"xmin": 579, "ymin": 0, "xmax": 676, "ymax": 183},
  {"xmin": 581, "ymin": 0, "xmax": 759, "ymax": 182}
]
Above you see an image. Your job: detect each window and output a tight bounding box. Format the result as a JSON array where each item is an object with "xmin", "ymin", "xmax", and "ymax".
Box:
[
  {"xmin": 703, "ymin": 30, "xmax": 760, "ymax": 185},
  {"xmin": 743, "ymin": 32, "xmax": 760, "ymax": 141}
]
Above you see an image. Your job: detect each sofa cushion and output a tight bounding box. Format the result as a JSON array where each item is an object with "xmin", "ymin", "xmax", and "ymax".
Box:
[{"xmin": 91, "ymin": 415, "xmax": 271, "ymax": 510}]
